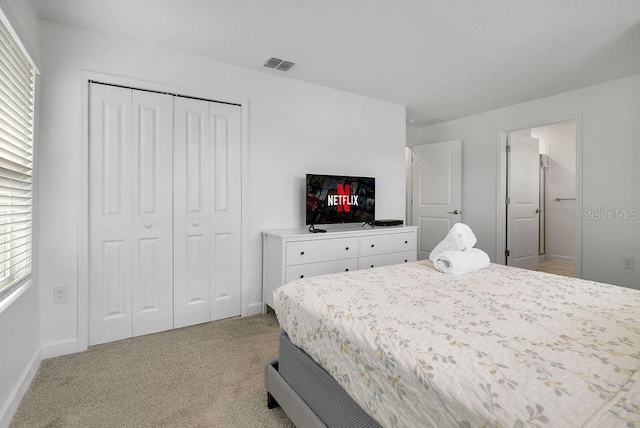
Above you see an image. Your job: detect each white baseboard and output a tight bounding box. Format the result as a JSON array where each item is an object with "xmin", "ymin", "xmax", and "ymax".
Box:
[
  {"xmin": 547, "ymin": 255, "xmax": 575, "ymax": 264},
  {"xmin": 0, "ymin": 348, "xmax": 41, "ymax": 428},
  {"xmin": 246, "ymin": 302, "xmax": 264, "ymax": 316},
  {"xmin": 41, "ymin": 338, "xmax": 78, "ymax": 359}
]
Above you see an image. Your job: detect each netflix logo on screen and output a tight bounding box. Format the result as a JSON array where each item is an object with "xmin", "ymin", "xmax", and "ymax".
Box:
[
  {"xmin": 326, "ymin": 185, "xmax": 359, "ymax": 212},
  {"xmin": 306, "ymin": 174, "xmax": 375, "ymax": 225}
]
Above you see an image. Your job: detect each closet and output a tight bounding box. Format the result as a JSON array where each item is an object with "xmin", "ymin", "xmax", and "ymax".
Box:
[{"xmin": 88, "ymin": 83, "xmax": 241, "ymax": 346}]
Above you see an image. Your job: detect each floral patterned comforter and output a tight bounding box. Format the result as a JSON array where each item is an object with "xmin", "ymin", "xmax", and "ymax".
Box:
[{"xmin": 273, "ymin": 260, "xmax": 640, "ymax": 427}]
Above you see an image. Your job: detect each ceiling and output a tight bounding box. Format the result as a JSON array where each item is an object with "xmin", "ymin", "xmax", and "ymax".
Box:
[{"xmin": 33, "ymin": 0, "xmax": 640, "ymax": 126}]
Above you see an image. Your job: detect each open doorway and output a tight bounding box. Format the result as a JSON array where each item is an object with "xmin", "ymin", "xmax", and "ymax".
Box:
[
  {"xmin": 500, "ymin": 121, "xmax": 578, "ymax": 278},
  {"xmin": 532, "ymin": 122, "xmax": 577, "ymax": 277}
]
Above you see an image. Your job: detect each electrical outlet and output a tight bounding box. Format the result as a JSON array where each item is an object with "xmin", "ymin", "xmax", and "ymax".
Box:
[
  {"xmin": 623, "ymin": 257, "xmax": 635, "ymax": 270},
  {"xmin": 53, "ymin": 286, "xmax": 68, "ymax": 304}
]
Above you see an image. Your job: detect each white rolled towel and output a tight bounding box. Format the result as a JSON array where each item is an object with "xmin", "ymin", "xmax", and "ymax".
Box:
[
  {"xmin": 429, "ymin": 223, "xmax": 477, "ymax": 263},
  {"xmin": 434, "ymin": 248, "xmax": 490, "ymax": 275}
]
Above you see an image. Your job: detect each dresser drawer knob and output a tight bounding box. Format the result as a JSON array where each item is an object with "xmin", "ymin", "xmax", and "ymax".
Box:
[
  {"xmin": 371, "ymin": 244, "xmax": 375, "ymax": 248},
  {"xmin": 371, "ymin": 264, "xmax": 374, "ymax": 268},
  {"xmin": 300, "ymin": 251, "xmax": 305, "ymax": 255},
  {"xmin": 404, "ymin": 240, "xmax": 408, "ymax": 244},
  {"xmin": 404, "ymin": 259, "xmax": 408, "ymax": 262},
  {"xmin": 345, "ymin": 268, "xmax": 349, "ymax": 272},
  {"xmin": 345, "ymin": 247, "xmax": 349, "ymax": 251},
  {"xmin": 300, "ymin": 275, "xmax": 304, "ymax": 278}
]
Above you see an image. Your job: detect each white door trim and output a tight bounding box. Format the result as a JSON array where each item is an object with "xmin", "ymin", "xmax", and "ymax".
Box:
[
  {"xmin": 405, "ymin": 147, "xmax": 412, "ymax": 225},
  {"xmin": 79, "ymin": 71, "xmax": 250, "ymax": 352},
  {"xmin": 495, "ymin": 115, "xmax": 583, "ymax": 278}
]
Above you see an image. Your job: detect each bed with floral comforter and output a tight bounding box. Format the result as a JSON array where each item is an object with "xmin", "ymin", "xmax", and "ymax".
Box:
[{"xmin": 273, "ymin": 260, "xmax": 640, "ymax": 427}]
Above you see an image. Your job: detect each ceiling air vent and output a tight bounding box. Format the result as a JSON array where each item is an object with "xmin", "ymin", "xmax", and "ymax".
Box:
[{"xmin": 262, "ymin": 56, "xmax": 298, "ymax": 72}]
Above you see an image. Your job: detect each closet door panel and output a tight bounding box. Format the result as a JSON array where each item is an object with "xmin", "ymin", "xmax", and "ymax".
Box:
[
  {"xmin": 89, "ymin": 84, "xmax": 133, "ymax": 345},
  {"xmin": 90, "ymin": 85, "xmax": 244, "ymax": 341},
  {"xmin": 131, "ymin": 90, "xmax": 174, "ymax": 336},
  {"xmin": 173, "ymin": 97, "xmax": 211, "ymax": 328},
  {"xmin": 210, "ymin": 104, "xmax": 242, "ymax": 320}
]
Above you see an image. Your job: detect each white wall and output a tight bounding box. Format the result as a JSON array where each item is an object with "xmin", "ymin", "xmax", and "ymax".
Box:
[
  {"xmin": 0, "ymin": 1, "xmax": 41, "ymax": 426},
  {"xmin": 406, "ymin": 126, "xmax": 422, "ymax": 146},
  {"xmin": 532, "ymin": 122, "xmax": 576, "ymax": 263},
  {"xmin": 413, "ymin": 73, "xmax": 640, "ymax": 290},
  {"xmin": 0, "ymin": 285, "xmax": 40, "ymax": 427},
  {"xmin": 37, "ymin": 21, "xmax": 407, "ymax": 354}
]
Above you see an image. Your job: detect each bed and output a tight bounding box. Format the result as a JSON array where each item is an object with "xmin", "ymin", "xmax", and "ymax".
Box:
[{"xmin": 265, "ymin": 260, "xmax": 640, "ymax": 427}]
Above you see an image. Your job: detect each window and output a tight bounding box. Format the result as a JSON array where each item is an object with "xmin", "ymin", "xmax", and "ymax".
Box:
[{"xmin": 0, "ymin": 15, "xmax": 36, "ymax": 301}]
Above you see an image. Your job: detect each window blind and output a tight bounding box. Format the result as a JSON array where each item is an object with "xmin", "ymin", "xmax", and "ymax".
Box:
[{"xmin": 0, "ymin": 15, "xmax": 35, "ymax": 301}]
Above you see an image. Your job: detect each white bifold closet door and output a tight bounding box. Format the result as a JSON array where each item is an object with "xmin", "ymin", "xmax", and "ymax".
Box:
[
  {"xmin": 173, "ymin": 97, "xmax": 242, "ymax": 328},
  {"xmin": 89, "ymin": 85, "xmax": 174, "ymax": 345},
  {"xmin": 89, "ymin": 83, "xmax": 241, "ymax": 346}
]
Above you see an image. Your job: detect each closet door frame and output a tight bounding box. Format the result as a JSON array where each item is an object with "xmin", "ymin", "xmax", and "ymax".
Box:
[{"xmin": 78, "ymin": 71, "xmax": 250, "ymax": 353}]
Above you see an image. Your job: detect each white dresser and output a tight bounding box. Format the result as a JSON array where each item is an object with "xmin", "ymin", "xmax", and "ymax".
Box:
[{"xmin": 262, "ymin": 225, "xmax": 418, "ymax": 310}]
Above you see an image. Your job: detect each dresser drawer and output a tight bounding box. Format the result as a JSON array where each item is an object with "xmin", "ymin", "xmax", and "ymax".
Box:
[
  {"xmin": 286, "ymin": 237, "xmax": 359, "ymax": 266},
  {"xmin": 360, "ymin": 232, "xmax": 415, "ymax": 257},
  {"xmin": 360, "ymin": 250, "xmax": 415, "ymax": 270},
  {"xmin": 285, "ymin": 258, "xmax": 359, "ymax": 283}
]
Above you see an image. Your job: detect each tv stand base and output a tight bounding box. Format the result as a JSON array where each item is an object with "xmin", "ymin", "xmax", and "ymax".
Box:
[{"xmin": 308, "ymin": 225, "xmax": 327, "ymax": 233}]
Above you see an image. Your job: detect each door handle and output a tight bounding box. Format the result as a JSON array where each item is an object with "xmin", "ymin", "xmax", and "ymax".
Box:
[
  {"xmin": 447, "ymin": 210, "xmax": 460, "ymax": 215},
  {"xmin": 535, "ymin": 209, "xmax": 541, "ymax": 214}
]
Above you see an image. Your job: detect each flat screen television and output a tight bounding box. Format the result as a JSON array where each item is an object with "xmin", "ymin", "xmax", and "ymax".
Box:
[{"xmin": 306, "ymin": 174, "xmax": 375, "ymax": 226}]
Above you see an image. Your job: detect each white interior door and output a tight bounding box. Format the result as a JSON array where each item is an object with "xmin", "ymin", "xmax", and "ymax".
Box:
[
  {"xmin": 173, "ymin": 97, "xmax": 212, "ymax": 328},
  {"xmin": 90, "ymin": 83, "xmax": 243, "ymax": 342},
  {"xmin": 507, "ymin": 134, "xmax": 540, "ymax": 270},
  {"xmin": 173, "ymin": 99, "xmax": 243, "ymax": 327},
  {"xmin": 90, "ymin": 85, "xmax": 176, "ymax": 345},
  {"xmin": 209, "ymin": 103, "xmax": 242, "ymax": 321},
  {"xmin": 131, "ymin": 90, "xmax": 174, "ymax": 337},
  {"xmin": 411, "ymin": 140, "xmax": 462, "ymax": 260},
  {"xmin": 89, "ymin": 84, "xmax": 133, "ymax": 345}
]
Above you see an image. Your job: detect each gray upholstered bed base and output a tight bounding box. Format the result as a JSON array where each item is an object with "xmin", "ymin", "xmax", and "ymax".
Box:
[
  {"xmin": 264, "ymin": 331, "xmax": 380, "ymax": 428},
  {"xmin": 265, "ymin": 358, "xmax": 327, "ymax": 428}
]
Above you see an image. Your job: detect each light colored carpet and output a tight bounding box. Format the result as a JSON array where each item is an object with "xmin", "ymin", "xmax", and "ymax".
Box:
[{"xmin": 11, "ymin": 314, "xmax": 294, "ymax": 428}]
